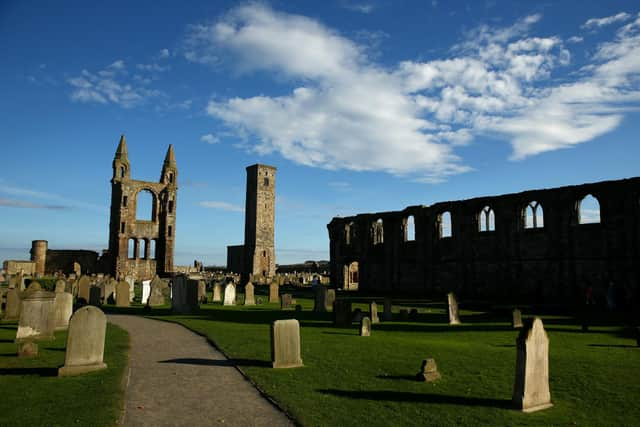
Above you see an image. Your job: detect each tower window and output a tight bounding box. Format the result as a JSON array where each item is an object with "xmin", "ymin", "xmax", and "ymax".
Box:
[
  {"xmin": 120, "ymin": 166, "xmax": 125, "ymax": 178},
  {"xmin": 264, "ymin": 177, "xmax": 269, "ymax": 186},
  {"xmin": 168, "ymin": 200, "xmax": 174, "ymax": 213},
  {"xmin": 169, "ymin": 173, "xmax": 174, "ymax": 183},
  {"xmin": 120, "ymin": 222, "xmax": 125, "ymax": 233},
  {"xmin": 168, "ymin": 225, "xmax": 172, "ymax": 237},
  {"xmin": 263, "ymin": 250, "xmax": 266, "ymax": 257},
  {"xmin": 123, "ymin": 196, "xmax": 128, "ymax": 207}
]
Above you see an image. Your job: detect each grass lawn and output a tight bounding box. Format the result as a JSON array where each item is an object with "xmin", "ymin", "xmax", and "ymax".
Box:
[
  {"xmin": 0, "ymin": 320, "xmax": 129, "ymax": 426},
  {"xmin": 135, "ymin": 287, "xmax": 640, "ymax": 427}
]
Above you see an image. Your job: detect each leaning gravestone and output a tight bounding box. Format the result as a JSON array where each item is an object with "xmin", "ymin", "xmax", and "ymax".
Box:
[
  {"xmin": 58, "ymin": 306, "xmax": 107, "ymax": 377},
  {"xmin": 512, "ymin": 308, "xmax": 523, "ymax": 328},
  {"xmin": 244, "ymin": 283, "xmax": 255, "ymax": 306},
  {"xmin": 360, "ymin": 316, "xmax": 371, "ymax": 337},
  {"xmin": 115, "ymin": 281, "xmax": 130, "ymax": 307},
  {"xmin": 271, "ymin": 319, "xmax": 304, "ymax": 368},
  {"xmin": 77, "ymin": 275, "xmax": 91, "ymax": 303},
  {"xmin": 15, "ymin": 282, "xmax": 56, "ymax": 357},
  {"xmin": 313, "ymin": 286, "xmax": 327, "ymax": 312},
  {"xmin": 281, "ymin": 293, "xmax": 293, "ymax": 309},
  {"xmin": 512, "ymin": 317, "xmax": 553, "ymax": 412},
  {"xmin": 383, "ymin": 298, "xmax": 392, "ymax": 321},
  {"xmin": 325, "ymin": 289, "xmax": 336, "ymax": 311},
  {"xmin": 416, "ymin": 358, "xmax": 441, "ymax": 382},
  {"xmin": 370, "ymin": 301, "xmax": 380, "ymax": 324},
  {"xmin": 448, "ymin": 292, "xmax": 461, "ymax": 325},
  {"xmin": 54, "ymin": 292, "xmax": 73, "ymax": 331},
  {"xmin": 4, "ymin": 287, "xmax": 21, "ymax": 320},
  {"xmin": 212, "ymin": 283, "xmax": 222, "ymax": 302},
  {"xmin": 333, "ymin": 300, "xmax": 352, "ymax": 327},
  {"xmin": 269, "ymin": 282, "xmax": 279, "ymax": 304},
  {"xmin": 223, "ymin": 283, "xmax": 236, "ymax": 306},
  {"xmin": 172, "ymin": 277, "xmax": 199, "ymax": 314},
  {"xmin": 54, "ymin": 279, "xmax": 66, "ymax": 293},
  {"xmin": 148, "ymin": 276, "xmax": 167, "ymax": 307}
]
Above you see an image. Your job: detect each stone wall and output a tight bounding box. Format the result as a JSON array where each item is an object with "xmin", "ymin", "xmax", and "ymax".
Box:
[
  {"xmin": 226, "ymin": 245, "xmax": 244, "ymax": 274},
  {"xmin": 3, "ymin": 260, "xmax": 36, "ymax": 275},
  {"xmin": 327, "ymin": 177, "xmax": 640, "ymax": 307}
]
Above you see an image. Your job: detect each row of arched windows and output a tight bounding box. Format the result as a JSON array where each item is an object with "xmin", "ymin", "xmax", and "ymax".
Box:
[
  {"xmin": 128, "ymin": 238, "xmax": 158, "ymax": 260},
  {"xmin": 344, "ymin": 194, "xmax": 602, "ymax": 245}
]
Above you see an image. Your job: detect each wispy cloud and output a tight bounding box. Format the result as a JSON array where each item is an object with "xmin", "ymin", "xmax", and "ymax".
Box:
[
  {"xmin": 0, "ymin": 198, "xmax": 67, "ymax": 210},
  {"xmin": 200, "ymin": 133, "xmax": 219, "ymax": 144},
  {"xmin": 199, "ymin": 201, "xmax": 244, "ymax": 212},
  {"xmin": 341, "ymin": 2, "xmax": 375, "ymax": 14},
  {"xmin": 328, "ymin": 181, "xmax": 351, "ymax": 190},
  {"xmin": 0, "ymin": 180, "xmax": 107, "ymax": 212},
  {"xmin": 582, "ymin": 12, "xmax": 631, "ymax": 29},
  {"xmin": 159, "ymin": 48, "xmax": 170, "ymax": 58}
]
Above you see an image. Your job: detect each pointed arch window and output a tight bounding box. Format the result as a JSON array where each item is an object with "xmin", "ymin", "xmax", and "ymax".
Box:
[
  {"xmin": 578, "ymin": 194, "xmax": 600, "ymax": 224},
  {"xmin": 479, "ymin": 206, "xmax": 495, "ymax": 232},
  {"xmin": 372, "ymin": 219, "xmax": 384, "ymax": 245},
  {"xmin": 438, "ymin": 211, "xmax": 452, "ymax": 238},
  {"xmin": 524, "ymin": 201, "xmax": 544, "ymax": 229},
  {"xmin": 405, "ymin": 215, "xmax": 415, "ymax": 241}
]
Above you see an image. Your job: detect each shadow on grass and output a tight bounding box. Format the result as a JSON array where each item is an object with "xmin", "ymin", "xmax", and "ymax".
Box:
[
  {"xmin": 588, "ymin": 344, "xmax": 638, "ymax": 348},
  {"xmin": 43, "ymin": 347, "xmax": 66, "ymax": 352},
  {"xmin": 0, "ymin": 325, "xmax": 17, "ymax": 330},
  {"xmin": 376, "ymin": 374, "xmax": 417, "ymax": 381},
  {"xmin": 317, "ymin": 389, "xmax": 511, "ymax": 408},
  {"xmin": 322, "ymin": 331, "xmax": 357, "ymax": 336},
  {"xmin": 0, "ymin": 367, "xmax": 58, "ymax": 377},
  {"xmin": 159, "ymin": 357, "xmax": 271, "ymax": 368},
  {"xmin": 0, "ymin": 339, "xmax": 15, "ymax": 343}
]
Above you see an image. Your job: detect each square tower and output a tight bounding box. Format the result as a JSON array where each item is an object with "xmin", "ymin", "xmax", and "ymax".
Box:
[{"xmin": 244, "ymin": 164, "xmax": 276, "ymax": 279}]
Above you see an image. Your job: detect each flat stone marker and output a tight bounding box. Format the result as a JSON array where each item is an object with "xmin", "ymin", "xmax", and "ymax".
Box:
[
  {"xmin": 223, "ymin": 283, "xmax": 236, "ymax": 306},
  {"xmin": 244, "ymin": 283, "xmax": 255, "ymax": 306},
  {"xmin": 89, "ymin": 286, "xmax": 101, "ymax": 306},
  {"xmin": 116, "ymin": 281, "xmax": 130, "ymax": 307},
  {"xmin": 370, "ymin": 301, "xmax": 380, "ymax": 324},
  {"xmin": 77, "ymin": 275, "xmax": 91, "ymax": 303},
  {"xmin": 281, "ymin": 293, "xmax": 293, "ymax": 309},
  {"xmin": 269, "ymin": 282, "xmax": 279, "ymax": 304},
  {"xmin": 212, "ymin": 283, "xmax": 222, "ymax": 302},
  {"xmin": 383, "ymin": 298, "xmax": 392, "ymax": 321},
  {"xmin": 55, "ymin": 279, "xmax": 66, "ymax": 293},
  {"xmin": 333, "ymin": 300, "xmax": 352, "ymax": 327},
  {"xmin": 512, "ymin": 317, "xmax": 553, "ymax": 412},
  {"xmin": 416, "ymin": 358, "xmax": 441, "ymax": 382},
  {"xmin": 141, "ymin": 280, "xmax": 152, "ymax": 305},
  {"xmin": 58, "ymin": 306, "xmax": 107, "ymax": 377},
  {"xmin": 325, "ymin": 289, "xmax": 336, "ymax": 311},
  {"xmin": 313, "ymin": 286, "xmax": 327, "ymax": 312},
  {"xmin": 512, "ymin": 308, "xmax": 523, "ymax": 328},
  {"xmin": 448, "ymin": 292, "xmax": 461, "ymax": 325},
  {"xmin": 54, "ymin": 292, "xmax": 73, "ymax": 331},
  {"xmin": 4, "ymin": 287, "xmax": 21, "ymax": 320},
  {"xmin": 271, "ymin": 319, "xmax": 303, "ymax": 369},
  {"xmin": 172, "ymin": 277, "xmax": 199, "ymax": 314},
  {"xmin": 15, "ymin": 282, "xmax": 56, "ymax": 342},
  {"xmin": 360, "ymin": 316, "xmax": 371, "ymax": 336}
]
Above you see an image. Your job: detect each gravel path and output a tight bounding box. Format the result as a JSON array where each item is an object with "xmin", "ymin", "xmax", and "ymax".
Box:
[{"xmin": 108, "ymin": 315, "xmax": 295, "ymax": 427}]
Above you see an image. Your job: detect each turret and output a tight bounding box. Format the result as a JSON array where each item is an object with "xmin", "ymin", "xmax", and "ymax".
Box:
[
  {"xmin": 160, "ymin": 144, "xmax": 177, "ymax": 186},
  {"xmin": 112, "ymin": 134, "xmax": 130, "ymax": 182}
]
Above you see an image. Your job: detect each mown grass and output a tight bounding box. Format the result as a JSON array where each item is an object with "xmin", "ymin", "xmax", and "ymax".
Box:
[
  {"xmin": 0, "ymin": 320, "xmax": 130, "ymax": 426},
  {"xmin": 138, "ymin": 287, "xmax": 640, "ymax": 427}
]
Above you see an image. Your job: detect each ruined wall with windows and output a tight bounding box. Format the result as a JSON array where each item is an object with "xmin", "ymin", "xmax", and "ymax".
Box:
[{"xmin": 327, "ymin": 177, "xmax": 640, "ymax": 306}]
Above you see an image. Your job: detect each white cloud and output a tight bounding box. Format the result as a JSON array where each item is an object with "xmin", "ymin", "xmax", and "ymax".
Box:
[
  {"xmin": 199, "ymin": 201, "xmax": 244, "ymax": 212},
  {"xmin": 567, "ymin": 36, "xmax": 583, "ymax": 43},
  {"xmin": 0, "ymin": 180, "xmax": 107, "ymax": 212},
  {"xmin": 200, "ymin": 133, "xmax": 219, "ymax": 144},
  {"xmin": 341, "ymin": 2, "xmax": 375, "ymax": 14},
  {"xmin": 136, "ymin": 63, "xmax": 170, "ymax": 72},
  {"xmin": 109, "ymin": 59, "xmax": 126, "ymax": 69},
  {"xmin": 582, "ymin": 12, "xmax": 631, "ymax": 29},
  {"xmin": 159, "ymin": 48, "xmax": 170, "ymax": 58}
]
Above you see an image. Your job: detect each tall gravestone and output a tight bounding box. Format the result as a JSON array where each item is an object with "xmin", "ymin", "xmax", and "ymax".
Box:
[
  {"xmin": 54, "ymin": 292, "xmax": 73, "ymax": 331},
  {"xmin": 383, "ymin": 298, "xmax": 392, "ymax": 321},
  {"xmin": 333, "ymin": 300, "xmax": 352, "ymax": 327},
  {"xmin": 448, "ymin": 292, "xmax": 461, "ymax": 325},
  {"xmin": 325, "ymin": 289, "xmax": 336, "ymax": 311},
  {"xmin": 197, "ymin": 280, "xmax": 207, "ymax": 304},
  {"xmin": 141, "ymin": 280, "xmax": 152, "ymax": 305},
  {"xmin": 4, "ymin": 287, "xmax": 21, "ymax": 320},
  {"xmin": 125, "ymin": 275, "xmax": 135, "ymax": 302},
  {"xmin": 115, "ymin": 281, "xmax": 130, "ymax": 307},
  {"xmin": 77, "ymin": 275, "xmax": 91, "ymax": 303},
  {"xmin": 104, "ymin": 279, "xmax": 117, "ymax": 303},
  {"xmin": 16, "ymin": 283, "xmax": 56, "ymax": 344},
  {"xmin": 172, "ymin": 277, "xmax": 199, "ymax": 314},
  {"xmin": 58, "ymin": 306, "xmax": 108, "ymax": 377},
  {"xmin": 223, "ymin": 283, "xmax": 236, "ymax": 306},
  {"xmin": 148, "ymin": 276, "xmax": 167, "ymax": 307},
  {"xmin": 512, "ymin": 308, "xmax": 523, "ymax": 328},
  {"xmin": 212, "ymin": 283, "xmax": 222, "ymax": 302},
  {"xmin": 89, "ymin": 286, "xmax": 102, "ymax": 306},
  {"xmin": 360, "ymin": 316, "xmax": 371, "ymax": 336},
  {"xmin": 244, "ymin": 283, "xmax": 255, "ymax": 306},
  {"xmin": 269, "ymin": 282, "xmax": 279, "ymax": 304},
  {"xmin": 369, "ymin": 301, "xmax": 380, "ymax": 324},
  {"xmin": 512, "ymin": 317, "xmax": 553, "ymax": 412},
  {"xmin": 271, "ymin": 319, "xmax": 304, "ymax": 369},
  {"xmin": 313, "ymin": 286, "xmax": 327, "ymax": 312}
]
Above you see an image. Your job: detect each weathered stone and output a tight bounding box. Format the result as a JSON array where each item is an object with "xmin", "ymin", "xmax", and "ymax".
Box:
[
  {"xmin": 244, "ymin": 283, "xmax": 255, "ymax": 306},
  {"xmin": 269, "ymin": 282, "xmax": 279, "ymax": 303},
  {"xmin": 512, "ymin": 317, "xmax": 553, "ymax": 412},
  {"xmin": 54, "ymin": 292, "xmax": 73, "ymax": 331},
  {"xmin": 360, "ymin": 316, "xmax": 371, "ymax": 337},
  {"xmin": 512, "ymin": 308, "xmax": 523, "ymax": 328},
  {"xmin": 333, "ymin": 300, "xmax": 352, "ymax": 327},
  {"xmin": 4, "ymin": 288, "xmax": 21, "ymax": 320},
  {"xmin": 141, "ymin": 279, "xmax": 152, "ymax": 305},
  {"xmin": 383, "ymin": 298, "xmax": 392, "ymax": 321},
  {"xmin": 104, "ymin": 279, "xmax": 116, "ymax": 303},
  {"xmin": 77, "ymin": 275, "xmax": 91, "ymax": 303},
  {"xmin": 448, "ymin": 292, "xmax": 461, "ymax": 325},
  {"xmin": 115, "ymin": 281, "xmax": 130, "ymax": 307},
  {"xmin": 369, "ymin": 301, "xmax": 380, "ymax": 324},
  {"xmin": 148, "ymin": 276, "xmax": 167, "ymax": 307},
  {"xmin": 325, "ymin": 289, "xmax": 336, "ymax": 311},
  {"xmin": 223, "ymin": 283, "xmax": 236, "ymax": 306},
  {"xmin": 73, "ymin": 261, "xmax": 81, "ymax": 276},
  {"xmin": 212, "ymin": 283, "xmax": 223, "ymax": 302},
  {"xmin": 399, "ymin": 309, "xmax": 409, "ymax": 321},
  {"xmin": 58, "ymin": 306, "xmax": 108, "ymax": 377},
  {"xmin": 313, "ymin": 286, "xmax": 327, "ymax": 312},
  {"xmin": 89, "ymin": 286, "xmax": 101, "ymax": 306},
  {"xmin": 172, "ymin": 277, "xmax": 199, "ymax": 314},
  {"xmin": 198, "ymin": 280, "xmax": 207, "ymax": 304},
  {"xmin": 125, "ymin": 275, "xmax": 135, "ymax": 302},
  {"xmin": 17, "ymin": 340, "xmax": 38, "ymax": 358},
  {"xmin": 55, "ymin": 279, "xmax": 66, "ymax": 293},
  {"xmin": 271, "ymin": 319, "xmax": 303, "ymax": 369},
  {"xmin": 16, "ymin": 283, "xmax": 56, "ymax": 342},
  {"xmin": 281, "ymin": 293, "xmax": 293, "ymax": 309},
  {"xmin": 416, "ymin": 358, "xmax": 441, "ymax": 382}
]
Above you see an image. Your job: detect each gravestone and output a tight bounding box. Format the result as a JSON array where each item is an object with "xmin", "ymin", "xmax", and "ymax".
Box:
[
  {"xmin": 244, "ymin": 283, "xmax": 255, "ymax": 306},
  {"xmin": 295, "ymin": 304, "xmax": 302, "ymax": 312},
  {"xmin": 58, "ymin": 306, "xmax": 108, "ymax": 377},
  {"xmin": 148, "ymin": 276, "xmax": 167, "ymax": 307},
  {"xmin": 223, "ymin": 283, "xmax": 236, "ymax": 306},
  {"xmin": 416, "ymin": 358, "xmax": 441, "ymax": 382},
  {"xmin": 141, "ymin": 280, "xmax": 152, "ymax": 305},
  {"xmin": 383, "ymin": 298, "xmax": 392, "ymax": 321},
  {"xmin": 512, "ymin": 308, "xmax": 523, "ymax": 328},
  {"xmin": 125, "ymin": 275, "xmax": 135, "ymax": 302},
  {"xmin": 313, "ymin": 286, "xmax": 327, "ymax": 312},
  {"xmin": 352, "ymin": 308, "xmax": 364, "ymax": 322},
  {"xmin": 369, "ymin": 301, "xmax": 380, "ymax": 324},
  {"xmin": 77, "ymin": 275, "xmax": 91, "ymax": 303},
  {"xmin": 197, "ymin": 280, "xmax": 207, "ymax": 304},
  {"xmin": 55, "ymin": 279, "xmax": 66, "ymax": 293},
  {"xmin": 448, "ymin": 292, "xmax": 461, "ymax": 325},
  {"xmin": 73, "ymin": 262, "xmax": 81, "ymax": 276},
  {"xmin": 399, "ymin": 309, "xmax": 409, "ymax": 321},
  {"xmin": 17, "ymin": 340, "xmax": 38, "ymax": 358},
  {"xmin": 271, "ymin": 319, "xmax": 304, "ymax": 369},
  {"xmin": 4, "ymin": 288, "xmax": 21, "ymax": 320},
  {"xmin": 54, "ymin": 292, "xmax": 73, "ymax": 331},
  {"xmin": 512, "ymin": 317, "xmax": 553, "ymax": 412},
  {"xmin": 212, "ymin": 283, "xmax": 222, "ymax": 302},
  {"xmin": 360, "ymin": 316, "xmax": 371, "ymax": 337},
  {"xmin": 115, "ymin": 281, "xmax": 130, "ymax": 307},
  {"xmin": 281, "ymin": 293, "xmax": 293, "ymax": 309},
  {"xmin": 333, "ymin": 300, "xmax": 352, "ymax": 327},
  {"xmin": 0, "ymin": 288, "xmax": 3, "ymax": 317},
  {"xmin": 15, "ymin": 283, "xmax": 56, "ymax": 342},
  {"xmin": 104, "ymin": 279, "xmax": 116, "ymax": 303},
  {"xmin": 269, "ymin": 282, "xmax": 279, "ymax": 304},
  {"xmin": 325, "ymin": 289, "xmax": 336, "ymax": 311},
  {"xmin": 89, "ymin": 286, "xmax": 101, "ymax": 306},
  {"xmin": 172, "ymin": 277, "xmax": 199, "ymax": 314}
]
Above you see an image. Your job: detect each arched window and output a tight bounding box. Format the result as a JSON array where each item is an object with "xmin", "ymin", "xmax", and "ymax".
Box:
[
  {"xmin": 524, "ymin": 201, "xmax": 544, "ymax": 229},
  {"xmin": 579, "ymin": 194, "xmax": 600, "ymax": 224},
  {"xmin": 136, "ymin": 190, "xmax": 154, "ymax": 221},
  {"xmin": 479, "ymin": 206, "xmax": 495, "ymax": 232},
  {"xmin": 439, "ymin": 211, "xmax": 452, "ymax": 238},
  {"xmin": 168, "ymin": 200, "xmax": 174, "ymax": 214},
  {"xmin": 264, "ymin": 177, "xmax": 269, "ymax": 186},
  {"xmin": 372, "ymin": 219, "xmax": 384, "ymax": 245},
  {"xmin": 128, "ymin": 238, "xmax": 136, "ymax": 259},
  {"xmin": 168, "ymin": 172, "xmax": 174, "ymax": 184},
  {"xmin": 150, "ymin": 239, "xmax": 157, "ymax": 260},
  {"xmin": 141, "ymin": 239, "xmax": 148, "ymax": 259},
  {"xmin": 405, "ymin": 215, "xmax": 415, "ymax": 241},
  {"xmin": 119, "ymin": 166, "xmax": 125, "ymax": 178},
  {"xmin": 345, "ymin": 223, "xmax": 352, "ymax": 245}
]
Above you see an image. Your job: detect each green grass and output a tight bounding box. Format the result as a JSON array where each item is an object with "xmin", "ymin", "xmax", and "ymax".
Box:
[
  {"xmin": 139, "ymin": 289, "xmax": 640, "ymax": 427},
  {"xmin": 0, "ymin": 320, "xmax": 130, "ymax": 426}
]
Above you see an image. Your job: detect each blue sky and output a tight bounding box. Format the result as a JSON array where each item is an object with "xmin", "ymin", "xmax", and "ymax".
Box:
[{"xmin": 1, "ymin": 0, "xmax": 639, "ymax": 266}]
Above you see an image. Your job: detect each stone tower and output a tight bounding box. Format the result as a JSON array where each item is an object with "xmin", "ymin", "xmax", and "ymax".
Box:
[
  {"xmin": 30, "ymin": 240, "xmax": 48, "ymax": 276},
  {"xmin": 107, "ymin": 135, "xmax": 177, "ymax": 280},
  {"xmin": 244, "ymin": 164, "xmax": 276, "ymax": 280}
]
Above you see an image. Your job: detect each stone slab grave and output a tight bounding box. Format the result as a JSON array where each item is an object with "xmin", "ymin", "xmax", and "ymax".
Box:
[
  {"xmin": 89, "ymin": 286, "xmax": 101, "ymax": 306},
  {"xmin": 360, "ymin": 316, "xmax": 371, "ymax": 336},
  {"xmin": 512, "ymin": 317, "xmax": 553, "ymax": 412},
  {"xmin": 223, "ymin": 283, "xmax": 236, "ymax": 306},
  {"xmin": 54, "ymin": 292, "xmax": 73, "ymax": 331},
  {"xmin": 269, "ymin": 281, "xmax": 279, "ymax": 304},
  {"xmin": 212, "ymin": 283, "xmax": 222, "ymax": 302},
  {"xmin": 416, "ymin": 358, "xmax": 441, "ymax": 382},
  {"xmin": 383, "ymin": 298, "xmax": 392, "ymax": 321},
  {"xmin": 4, "ymin": 287, "xmax": 21, "ymax": 320},
  {"xmin": 512, "ymin": 308, "xmax": 523, "ymax": 328},
  {"xmin": 369, "ymin": 301, "xmax": 380, "ymax": 324},
  {"xmin": 313, "ymin": 286, "xmax": 327, "ymax": 312},
  {"xmin": 54, "ymin": 279, "xmax": 66, "ymax": 293},
  {"xmin": 116, "ymin": 281, "xmax": 130, "ymax": 307},
  {"xmin": 244, "ymin": 283, "xmax": 255, "ymax": 306},
  {"xmin": 271, "ymin": 319, "xmax": 304, "ymax": 369},
  {"xmin": 325, "ymin": 289, "xmax": 336, "ymax": 311},
  {"xmin": 172, "ymin": 276, "xmax": 199, "ymax": 314},
  {"xmin": 148, "ymin": 275, "xmax": 168, "ymax": 307},
  {"xmin": 15, "ymin": 282, "xmax": 56, "ymax": 356},
  {"xmin": 58, "ymin": 306, "xmax": 107, "ymax": 377},
  {"xmin": 333, "ymin": 300, "xmax": 352, "ymax": 327},
  {"xmin": 281, "ymin": 293, "xmax": 293, "ymax": 309},
  {"xmin": 198, "ymin": 280, "xmax": 207, "ymax": 304},
  {"xmin": 141, "ymin": 279, "xmax": 151, "ymax": 305},
  {"xmin": 448, "ymin": 292, "xmax": 461, "ymax": 325},
  {"xmin": 125, "ymin": 275, "xmax": 135, "ymax": 302},
  {"xmin": 77, "ymin": 275, "xmax": 91, "ymax": 303}
]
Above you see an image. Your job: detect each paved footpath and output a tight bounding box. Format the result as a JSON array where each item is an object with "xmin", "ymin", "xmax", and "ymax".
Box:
[{"xmin": 108, "ymin": 315, "xmax": 295, "ymax": 427}]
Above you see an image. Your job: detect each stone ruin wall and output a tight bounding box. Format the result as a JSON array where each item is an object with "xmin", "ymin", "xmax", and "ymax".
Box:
[{"xmin": 327, "ymin": 177, "xmax": 640, "ymax": 307}]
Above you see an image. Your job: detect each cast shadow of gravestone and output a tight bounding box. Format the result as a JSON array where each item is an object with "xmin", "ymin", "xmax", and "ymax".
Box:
[{"xmin": 158, "ymin": 357, "xmax": 271, "ymax": 368}]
